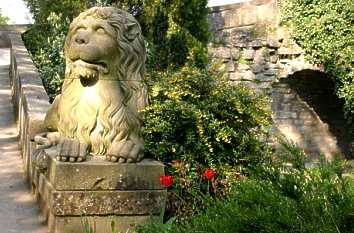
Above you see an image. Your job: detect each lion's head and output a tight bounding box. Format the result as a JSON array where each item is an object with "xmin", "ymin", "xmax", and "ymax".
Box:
[
  {"xmin": 64, "ymin": 7, "xmax": 146, "ymax": 106},
  {"xmin": 45, "ymin": 7, "xmax": 147, "ymax": 162}
]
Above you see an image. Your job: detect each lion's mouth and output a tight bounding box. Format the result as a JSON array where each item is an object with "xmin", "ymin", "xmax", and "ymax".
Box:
[
  {"xmin": 73, "ymin": 59, "xmax": 108, "ymax": 74},
  {"xmin": 69, "ymin": 59, "xmax": 109, "ymax": 86}
]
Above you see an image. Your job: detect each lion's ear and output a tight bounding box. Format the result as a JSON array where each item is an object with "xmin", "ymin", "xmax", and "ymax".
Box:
[{"xmin": 125, "ymin": 22, "xmax": 140, "ymax": 41}]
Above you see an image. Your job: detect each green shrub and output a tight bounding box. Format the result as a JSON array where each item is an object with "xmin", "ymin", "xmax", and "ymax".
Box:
[
  {"xmin": 143, "ymin": 65, "xmax": 272, "ymax": 219},
  {"xmin": 144, "ymin": 66, "xmax": 271, "ymax": 166},
  {"xmin": 137, "ymin": 144, "xmax": 354, "ymax": 233}
]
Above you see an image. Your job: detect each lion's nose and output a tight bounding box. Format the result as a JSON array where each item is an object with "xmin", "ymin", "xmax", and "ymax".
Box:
[{"xmin": 75, "ymin": 33, "xmax": 89, "ymax": 45}]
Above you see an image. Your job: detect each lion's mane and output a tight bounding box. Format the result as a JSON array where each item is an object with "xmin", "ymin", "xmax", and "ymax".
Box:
[{"xmin": 56, "ymin": 7, "xmax": 146, "ymax": 155}]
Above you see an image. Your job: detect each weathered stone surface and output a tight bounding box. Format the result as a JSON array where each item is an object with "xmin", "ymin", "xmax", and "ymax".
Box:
[
  {"xmin": 243, "ymin": 49, "xmax": 255, "ymax": 60},
  {"xmin": 254, "ymin": 49, "xmax": 266, "ymax": 64},
  {"xmin": 209, "ymin": 47, "xmax": 232, "ymax": 59},
  {"xmin": 43, "ymin": 147, "xmax": 164, "ymax": 190},
  {"xmin": 38, "ymin": 172, "xmax": 166, "ymax": 216},
  {"xmin": 229, "ymin": 72, "xmax": 243, "ymax": 81},
  {"xmin": 264, "ymin": 69, "xmax": 278, "ymax": 76},
  {"xmin": 49, "ymin": 215, "xmax": 159, "ymax": 233},
  {"xmin": 231, "ymin": 48, "xmax": 241, "ymax": 60},
  {"xmin": 256, "ymin": 74, "xmax": 276, "ymax": 82},
  {"xmin": 237, "ymin": 63, "xmax": 250, "ymax": 71},
  {"xmin": 250, "ymin": 64, "xmax": 263, "ymax": 74},
  {"xmin": 266, "ymin": 38, "xmax": 280, "ymax": 48},
  {"xmin": 278, "ymin": 46, "xmax": 302, "ymax": 55},
  {"xmin": 226, "ymin": 60, "xmax": 236, "ymax": 72},
  {"xmin": 243, "ymin": 70, "xmax": 256, "ymax": 81},
  {"xmin": 269, "ymin": 54, "xmax": 278, "ymax": 63},
  {"xmin": 38, "ymin": 7, "xmax": 147, "ymax": 163},
  {"xmin": 250, "ymin": 39, "xmax": 263, "ymax": 48}
]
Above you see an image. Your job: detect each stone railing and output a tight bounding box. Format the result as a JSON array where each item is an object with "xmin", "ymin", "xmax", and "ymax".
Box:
[{"xmin": 2, "ymin": 25, "xmax": 50, "ymax": 181}]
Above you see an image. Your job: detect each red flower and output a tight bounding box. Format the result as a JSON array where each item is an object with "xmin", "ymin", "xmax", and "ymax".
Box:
[
  {"xmin": 160, "ymin": 175, "xmax": 173, "ymax": 187},
  {"xmin": 203, "ymin": 168, "xmax": 216, "ymax": 180}
]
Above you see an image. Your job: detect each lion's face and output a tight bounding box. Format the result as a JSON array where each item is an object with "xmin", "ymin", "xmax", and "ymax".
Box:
[{"xmin": 66, "ymin": 16, "xmax": 119, "ymax": 85}]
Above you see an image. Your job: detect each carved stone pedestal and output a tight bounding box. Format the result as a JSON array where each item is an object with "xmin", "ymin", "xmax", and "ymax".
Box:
[{"xmin": 31, "ymin": 147, "xmax": 166, "ymax": 233}]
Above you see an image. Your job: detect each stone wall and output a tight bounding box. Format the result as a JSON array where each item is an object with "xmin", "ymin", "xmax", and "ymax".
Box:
[
  {"xmin": 0, "ymin": 25, "xmax": 50, "ymax": 180},
  {"xmin": 208, "ymin": 0, "xmax": 353, "ymax": 160}
]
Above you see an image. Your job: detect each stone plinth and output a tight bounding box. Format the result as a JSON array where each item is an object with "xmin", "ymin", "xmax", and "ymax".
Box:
[{"xmin": 32, "ymin": 147, "xmax": 166, "ymax": 233}]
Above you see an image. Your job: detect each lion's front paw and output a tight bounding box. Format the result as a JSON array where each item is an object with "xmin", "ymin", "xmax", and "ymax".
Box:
[
  {"xmin": 106, "ymin": 139, "xmax": 144, "ymax": 163},
  {"xmin": 57, "ymin": 138, "xmax": 89, "ymax": 162}
]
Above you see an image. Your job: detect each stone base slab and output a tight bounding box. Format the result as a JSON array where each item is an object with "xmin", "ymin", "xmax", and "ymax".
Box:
[
  {"xmin": 31, "ymin": 147, "xmax": 166, "ymax": 233},
  {"xmin": 48, "ymin": 215, "xmax": 159, "ymax": 233}
]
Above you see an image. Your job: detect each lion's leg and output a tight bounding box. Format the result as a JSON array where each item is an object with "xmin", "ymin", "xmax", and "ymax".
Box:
[{"xmin": 106, "ymin": 133, "xmax": 144, "ymax": 163}]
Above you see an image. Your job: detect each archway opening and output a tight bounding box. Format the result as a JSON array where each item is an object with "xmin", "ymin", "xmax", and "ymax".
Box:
[{"xmin": 272, "ymin": 69, "xmax": 353, "ymax": 161}]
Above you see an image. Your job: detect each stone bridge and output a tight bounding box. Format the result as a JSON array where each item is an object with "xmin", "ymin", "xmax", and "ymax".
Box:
[
  {"xmin": 0, "ymin": 2, "xmax": 352, "ymax": 231},
  {"xmin": 208, "ymin": 0, "xmax": 353, "ymax": 161}
]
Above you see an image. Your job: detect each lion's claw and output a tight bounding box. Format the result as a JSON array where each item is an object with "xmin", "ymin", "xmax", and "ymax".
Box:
[
  {"xmin": 106, "ymin": 139, "xmax": 143, "ymax": 163},
  {"xmin": 57, "ymin": 138, "xmax": 88, "ymax": 162}
]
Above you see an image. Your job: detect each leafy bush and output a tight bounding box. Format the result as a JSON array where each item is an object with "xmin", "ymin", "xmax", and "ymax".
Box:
[
  {"xmin": 137, "ymin": 144, "xmax": 354, "ymax": 233},
  {"xmin": 143, "ymin": 65, "xmax": 272, "ymax": 219},
  {"xmin": 281, "ymin": 0, "xmax": 354, "ymax": 120},
  {"xmin": 144, "ymin": 66, "xmax": 271, "ymax": 166}
]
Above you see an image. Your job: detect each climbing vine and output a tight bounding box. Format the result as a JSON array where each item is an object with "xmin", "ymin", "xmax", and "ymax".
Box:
[{"xmin": 281, "ymin": 0, "xmax": 354, "ymax": 120}]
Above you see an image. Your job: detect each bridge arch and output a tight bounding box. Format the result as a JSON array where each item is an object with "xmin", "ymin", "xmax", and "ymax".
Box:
[{"xmin": 272, "ymin": 69, "xmax": 353, "ymax": 161}]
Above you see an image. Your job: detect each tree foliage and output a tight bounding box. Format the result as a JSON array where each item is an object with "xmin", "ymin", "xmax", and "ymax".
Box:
[
  {"xmin": 281, "ymin": 0, "xmax": 354, "ymax": 119},
  {"xmin": 23, "ymin": 0, "xmax": 209, "ymax": 98},
  {"xmin": 0, "ymin": 10, "xmax": 10, "ymax": 24}
]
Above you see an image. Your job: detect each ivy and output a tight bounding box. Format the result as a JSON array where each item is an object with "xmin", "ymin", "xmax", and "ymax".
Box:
[{"xmin": 281, "ymin": 0, "xmax": 354, "ymax": 120}]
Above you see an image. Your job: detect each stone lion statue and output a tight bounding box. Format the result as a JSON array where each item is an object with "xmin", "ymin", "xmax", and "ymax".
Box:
[{"xmin": 36, "ymin": 7, "xmax": 147, "ymax": 163}]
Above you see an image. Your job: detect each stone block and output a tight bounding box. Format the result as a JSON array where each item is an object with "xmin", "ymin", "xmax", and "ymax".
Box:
[
  {"xmin": 254, "ymin": 49, "xmax": 266, "ymax": 64},
  {"xmin": 267, "ymin": 38, "xmax": 280, "ymax": 48},
  {"xmin": 234, "ymin": 42, "xmax": 248, "ymax": 48},
  {"xmin": 250, "ymin": 64, "xmax": 263, "ymax": 74},
  {"xmin": 240, "ymin": 7, "xmax": 257, "ymax": 26},
  {"xmin": 269, "ymin": 55, "xmax": 278, "ymax": 63},
  {"xmin": 256, "ymin": 74, "xmax": 275, "ymax": 82},
  {"xmin": 229, "ymin": 72, "xmax": 243, "ymax": 81},
  {"xmin": 237, "ymin": 63, "xmax": 250, "ymax": 71},
  {"xmin": 226, "ymin": 60, "xmax": 236, "ymax": 72},
  {"xmin": 243, "ymin": 71, "xmax": 256, "ymax": 81},
  {"xmin": 231, "ymin": 48, "xmax": 241, "ymax": 60},
  {"xmin": 43, "ymin": 148, "xmax": 164, "ymax": 190},
  {"xmin": 250, "ymin": 40, "xmax": 263, "ymax": 49},
  {"xmin": 243, "ymin": 49, "xmax": 255, "ymax": 60},
  {"xmin": 209, "ymin": 47, "xmax": 232, "ymax": 59},
  {"xmin": 38, "ymin": 174, "xmax": 165, "ymax": 216},
  {"xmin": 48, "ymin": 215, "xmax": 159, "ymax": 233},
  {"xmin": 33, "ymin": 147, "xmax": 166, "ymax": 233},
  {"xmin": 264, "ymin": 69, "xmax": 278, "ymax": 76}
]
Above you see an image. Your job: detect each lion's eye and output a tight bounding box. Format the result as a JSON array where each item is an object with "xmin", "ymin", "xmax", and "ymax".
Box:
[
  {"xmin": 96, "ymin": 27, "xmax": 106, "ymax": 34},
  {"xmin": 76, "ymin": 26, "xmax": 86, "ymax": 32}
]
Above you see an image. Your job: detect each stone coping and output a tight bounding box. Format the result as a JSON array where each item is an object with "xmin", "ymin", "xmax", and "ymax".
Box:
[
  {"xmin": 0, "ymin": 24, "xmax": 31, "ymax": 33},
  {"xmin": 209, "ymin": 0, "xmax": 273, "ymax": 12},
  {"xmin": 3, "ymin": 25, "xmax": 50, "ymax": 138}
]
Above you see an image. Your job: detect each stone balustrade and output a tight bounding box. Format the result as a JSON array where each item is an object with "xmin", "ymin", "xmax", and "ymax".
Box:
[{"xmin": 0, "ymin": 25, "xmax": 50, "ymax": 181}]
